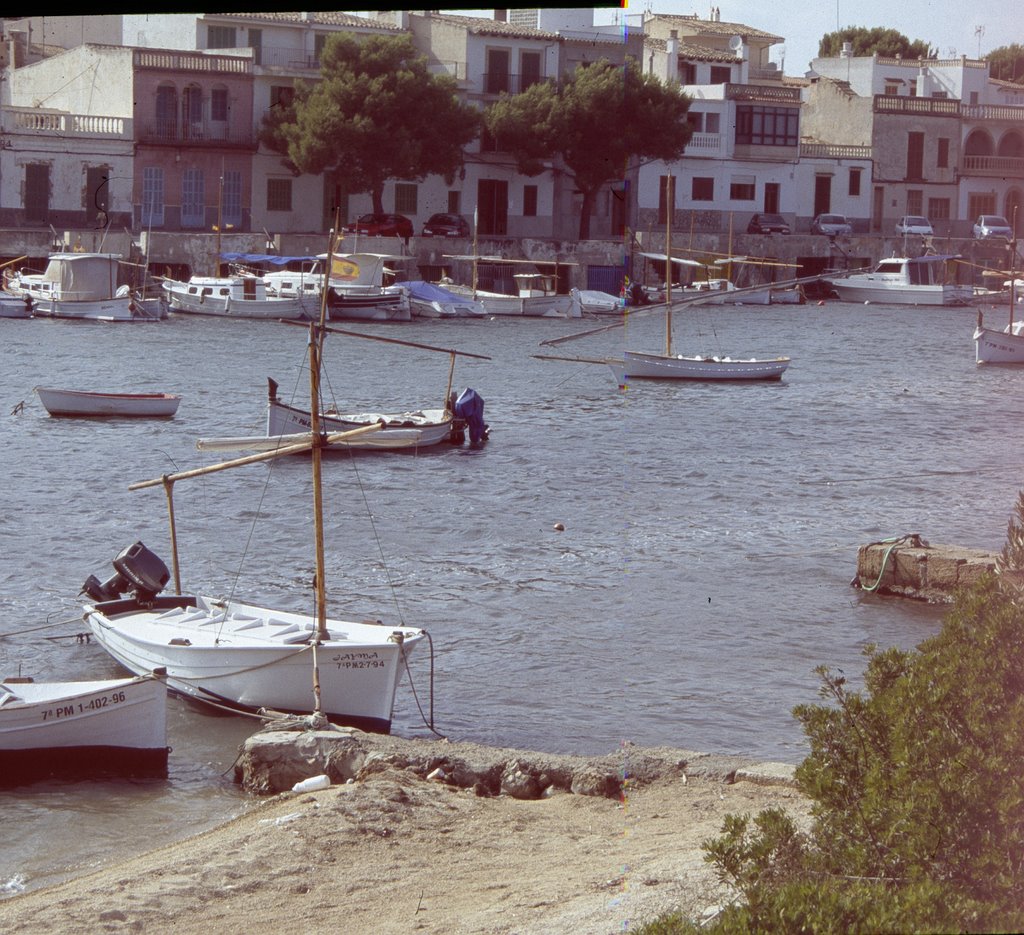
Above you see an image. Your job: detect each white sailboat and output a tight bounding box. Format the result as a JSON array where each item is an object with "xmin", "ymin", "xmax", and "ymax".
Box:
[
  {"xmin": 82, "ymin": 236, "xmax": 428, "ymax": 733},
  {"xmin": 974, "ymin": 258, "xmax": 1024, "ymax": 365},
  {"xmin": 195, "ymin": 326, "xmax": 491, "ymax": 454},
  {"xmin": 611, "ymin": 178, "xmax": 791, "ymax": 384}
]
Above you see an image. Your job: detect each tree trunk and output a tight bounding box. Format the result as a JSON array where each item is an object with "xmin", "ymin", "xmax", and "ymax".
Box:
[{"xmin": 372, "ymin": 188, "xmax": 385, "ymax": 215}]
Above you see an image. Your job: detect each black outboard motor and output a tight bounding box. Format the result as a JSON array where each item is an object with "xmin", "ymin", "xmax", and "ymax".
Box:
[{"xmin": 82, "ymin": 541, "xmax": 170, "ymax": 603}]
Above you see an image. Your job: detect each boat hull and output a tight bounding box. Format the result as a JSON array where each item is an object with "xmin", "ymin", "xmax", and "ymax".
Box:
[
  {"xmin": 974, "ymin": 324, "xmax": 1024, "ymax": 364},
  {"xmin": 85, "ymin": 595, "xmax": 423, "ymax": 733},
  {"xmin": 612, "ymin": 350, "xmax": 790, "ymax": 383},
  {"xmin": 327, "ymin": 290, "xmax": 411, "ymax": 322},
  {"xmin": 0, "ymin": 294, "xmax": 33, "ymax": 318},
  {"xmin": 165, "ymin": 289, "xmax": 309, "ymax": 320},
  {"xmin": 35, "ymin": 387, "xmax": 181, "ymax": 417},
  {"xmin": 32, "ymin": 297, "xmax": 136, "ymax": 320},
  {"xmin": 0, "ymin": 674, "xmax": 168, "ymax": 784},
  {"xmin": 445, "ymin": 285, "xmax": 579, "ymax": 318},
  {"xmin": 268, "ymin": 398, "xmax": 455, "ymax": 449},
  {"xmin": 827, "ymin": 279, "xmax": 973, "ymax": 306}
]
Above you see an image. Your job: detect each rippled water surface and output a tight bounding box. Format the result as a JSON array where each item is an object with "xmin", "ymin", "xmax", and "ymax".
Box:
[{"xmin": 2, "ymin": 297, "xmax": 1021, "ymax": 893}]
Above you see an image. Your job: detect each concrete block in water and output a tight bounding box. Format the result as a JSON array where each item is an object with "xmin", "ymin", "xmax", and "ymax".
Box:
[{"xmin": 855, "ymin": 535, "xmax": 998, "ymax": 603}]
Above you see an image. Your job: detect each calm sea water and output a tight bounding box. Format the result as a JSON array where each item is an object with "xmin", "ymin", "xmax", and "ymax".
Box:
[{"xmin": 2, "ymin": 296, "xmax": 1021, "ymax": 894}]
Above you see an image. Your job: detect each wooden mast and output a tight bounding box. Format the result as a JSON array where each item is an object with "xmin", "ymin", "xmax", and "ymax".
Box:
[
  {"xmin": 471, "ymin": 206, "xmax": 479, "ymax": 298},
  {"xmin": 665, "ymin": 174, "xmax": 673, "ymax": 356},
  {"xmin": 306, "ymin": 221, "xmax": 333, "ymax": 715},
  {"xmin": 1011, "ymin": 206, "xmax": 1019, "ymax": 333},
  {"xmin": 310, "ymin": 223, "xmax": 335, "ymax": 646}
]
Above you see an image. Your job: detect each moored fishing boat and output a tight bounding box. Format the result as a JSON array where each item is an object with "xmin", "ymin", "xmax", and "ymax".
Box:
[
  {"xmin": 163, "ymin": 274, "xmax": 309, "ymax": 320},
  {"xmin": 825, "ymin": 255, "xmax": 973, "ymax": 306},
  {"xmin": 609, "ymin": 178, "xmax": 791, "ymax": 384},
  {"xmin": 82, "ymin": 232, "xmax": 433, "ymax": 733},
  {"xmin": 8, "ymin": 253, "xmax": 137, "ymax": 321},
  {"xmin": 0, "ymin": 672, "xmax": 168, "ymax": 785},
  {"xmin": 256, "ymin": 252, "xmax": 411, "ymax": 322}
]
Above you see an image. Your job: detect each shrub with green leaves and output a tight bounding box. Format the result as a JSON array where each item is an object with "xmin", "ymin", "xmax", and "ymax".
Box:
[{"xmin": 641, "ymin": 572, "xmax": 1024, "ymax": 933}]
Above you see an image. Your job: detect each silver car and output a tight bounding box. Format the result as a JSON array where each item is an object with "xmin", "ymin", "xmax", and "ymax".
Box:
[
  {"xmin": 811, "ymin": 213, "xmax": 853, "ymax": 237},
  {"xmin": 973, "ymin": 215, "xmax": 1013, "ymax": 241}
]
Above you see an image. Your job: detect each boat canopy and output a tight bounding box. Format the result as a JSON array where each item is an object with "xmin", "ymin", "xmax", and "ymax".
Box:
[
  {"xmin": 42, "ymin": 253, "xmax": 121, "ymax": 300},
  {"xmin": 396, "ymin": 280, "xmax": 465, "ymax": 303}
]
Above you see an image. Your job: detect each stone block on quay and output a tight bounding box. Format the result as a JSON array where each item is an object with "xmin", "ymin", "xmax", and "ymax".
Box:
[{"xmin": 855, "ymin": 536, "xmax": 998, "ymax": 603}]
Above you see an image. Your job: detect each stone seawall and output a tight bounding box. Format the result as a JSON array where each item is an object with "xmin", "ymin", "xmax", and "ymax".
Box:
[{"xmin": 853, "ymin": 533, "xmax": 998, "ymax": 603}]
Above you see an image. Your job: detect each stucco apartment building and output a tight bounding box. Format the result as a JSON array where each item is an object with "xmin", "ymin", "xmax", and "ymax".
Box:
[
  {"xmin": 805, "ymin": 50, "xmax": 1024, "ymax": 236},
  {"xmin": 0, "ymin": 9, "xmax": 1020, "ymax": 255}
]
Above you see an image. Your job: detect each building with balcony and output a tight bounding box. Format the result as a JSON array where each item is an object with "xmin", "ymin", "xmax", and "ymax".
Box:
[
  {"xmin": 807, "ymin": 52, "xmax": 1024, "ymax": 235},
  {"xmin": 632, "ymin": 13, "xmax": 872, "ymax": 237},
  {"xmin": 197, "ymin": 12, "xmax": 404, "ymax": 235},
  {"xmin": 0, "ymin": 103, "xmax": 134, "ymax": 232},
  {"xmin": 1, "ymin": 44, "xmax": 138, "ymax": 232}
]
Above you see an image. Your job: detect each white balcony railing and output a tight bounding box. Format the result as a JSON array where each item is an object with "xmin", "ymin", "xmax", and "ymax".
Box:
[
  {"xmin": 684, "ymin": 133, "xmax": 724, "ymax": 156},
  {"xmin": 3, "ymin": 107, "xmax": 129, "ymax": 138}
]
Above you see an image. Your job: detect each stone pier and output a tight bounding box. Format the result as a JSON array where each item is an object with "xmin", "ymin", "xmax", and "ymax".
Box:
[{"xmin": 853, "ymin": 533, "xmax": 999, "ymax": 603}]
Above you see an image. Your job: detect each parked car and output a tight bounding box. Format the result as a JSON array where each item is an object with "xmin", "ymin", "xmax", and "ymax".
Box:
[
  {"xmin": 343, "ymin": 213, "xmax": 414, "ymax": 238},
  {"xmin": 973, "ymin": 215, "xmax": 1014, "ymax": 241},
  {"xmin": 746, "ymin": 213, "xmax": 791, "ymax": 234},
  {"xmin": 421, "ymin": 213, "xmax": 470, "ymax": 238},
  {"xmin": 895, "ymin": 215, "xmax": 934, "ymax": 237},
  {"xmin": 810, "ymin": 213, "xmax": 853, "ymax": 237}
]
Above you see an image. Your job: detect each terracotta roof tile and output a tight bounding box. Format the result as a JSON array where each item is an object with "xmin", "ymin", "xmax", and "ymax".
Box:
[
  {"xmin": 422, "ymin": 13, "xmax": 561, "ymax": 41},
  {"xmin": 209, "ymin": 12, "xmax": 401, "ymax": 31},
  {"xmin": 648, "ymin": 13, "xmax": 783, "ymax": 44}
]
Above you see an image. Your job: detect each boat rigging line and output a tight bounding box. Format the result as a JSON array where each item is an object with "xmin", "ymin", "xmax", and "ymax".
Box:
[{"xmin": 539, "ymin": 271, "xmax": 831, "ymax": 349}]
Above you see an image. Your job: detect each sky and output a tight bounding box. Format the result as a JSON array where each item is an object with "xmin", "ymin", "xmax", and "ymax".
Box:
[{"xmin": 442, "ymin": 1, "xmax": 1019, "ymax": 76}]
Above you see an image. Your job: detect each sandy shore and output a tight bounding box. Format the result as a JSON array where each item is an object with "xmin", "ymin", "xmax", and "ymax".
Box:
[{"xmin": 0, "ymin": 739, "xmax": 808, "ymax": 935}]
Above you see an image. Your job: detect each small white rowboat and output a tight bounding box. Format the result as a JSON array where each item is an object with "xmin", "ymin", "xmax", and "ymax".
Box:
[{"xmin": 35, "ymin": 387, "xmax": 182, "ymax": 418}]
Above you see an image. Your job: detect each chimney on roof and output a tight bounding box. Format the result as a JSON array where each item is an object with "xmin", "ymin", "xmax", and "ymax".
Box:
[{"xmin": 667, "ymin": 30, "xmax": 679, "ymax": 84}]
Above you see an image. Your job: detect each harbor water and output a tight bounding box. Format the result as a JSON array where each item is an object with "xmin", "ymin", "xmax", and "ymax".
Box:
[{"xmin": 2, "ymin": 296, "xmax": 1021, "ymax": 895}]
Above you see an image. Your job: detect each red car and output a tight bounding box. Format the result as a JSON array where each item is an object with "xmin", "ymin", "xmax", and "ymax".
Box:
[{"xmin": 343, "ymin": 213, "xmax": 414, "ymax": 238}]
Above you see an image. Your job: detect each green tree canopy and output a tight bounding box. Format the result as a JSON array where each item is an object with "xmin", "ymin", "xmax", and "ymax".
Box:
[
  {"xmin": 988, "ymin": 44, "xmax": 1024, "ymax": 83},
  {"xmin": 484, "ymin": 59, "xmax": 692, "ymax": 240},
  {"xmin": 260, "ymin": 33, "xmax": 480, "ymax": 216},
  {"xmin": 818, "ymin": 26, "xmax": 934, "ymax": 60}
]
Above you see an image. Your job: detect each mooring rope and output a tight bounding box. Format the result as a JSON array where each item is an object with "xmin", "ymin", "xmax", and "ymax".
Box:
[{"xmin": 857, "ymin": 534, "xmax": 926, "ymax": 593}]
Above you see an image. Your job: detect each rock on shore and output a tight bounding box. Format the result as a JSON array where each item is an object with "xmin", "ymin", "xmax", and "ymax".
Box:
[{"xmin": 234, "ymin": 721, "xmax": 799, "ymax": 798}]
